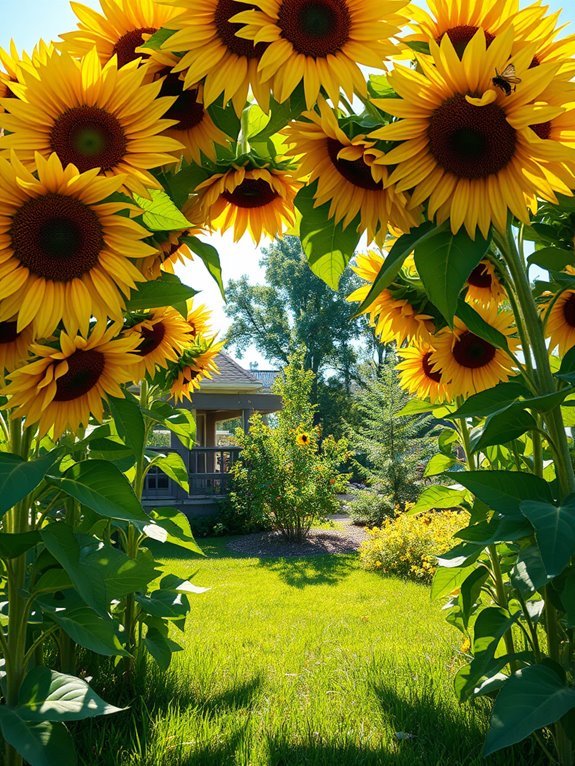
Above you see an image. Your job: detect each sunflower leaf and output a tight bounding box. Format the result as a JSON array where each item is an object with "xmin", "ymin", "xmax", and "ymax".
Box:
[
  {"xmin": 456, "ymin": 301, "xmax": 510, "ymax": 352},
  {"xmin": 126, "ymin": 273, "xmax": 197, "ymax": 311},
  {"xmin": 134, "ymin": 189, "xmax": 192, "ymax": 231},
  {"xmin": 182, "ymin": 236, "xmax": 225, "ymax": 298}
]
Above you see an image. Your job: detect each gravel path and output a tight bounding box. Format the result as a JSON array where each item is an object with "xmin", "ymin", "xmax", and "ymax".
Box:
[{"xmin": 226, "ymin": 518, "xmax": 368, "ymax": 558}]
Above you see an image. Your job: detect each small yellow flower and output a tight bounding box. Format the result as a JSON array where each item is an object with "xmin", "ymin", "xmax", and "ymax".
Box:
[
  {"xmin": 460, "ymin": 638, "xmax": 471, "ymax": 654},
  {"xmin": 296, "ymin": 432, "xmax": 311, "ymax": 447}
]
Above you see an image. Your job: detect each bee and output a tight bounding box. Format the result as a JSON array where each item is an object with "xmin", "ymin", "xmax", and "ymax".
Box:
[{"xmin": 492, "ymin": 63, "xmax": 522, "ymax": 96}]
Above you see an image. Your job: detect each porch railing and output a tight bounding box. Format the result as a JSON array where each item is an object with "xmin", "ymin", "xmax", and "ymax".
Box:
[{"xmin": 143, "ymin": 446, "xmax": 242, "ymax": 500}]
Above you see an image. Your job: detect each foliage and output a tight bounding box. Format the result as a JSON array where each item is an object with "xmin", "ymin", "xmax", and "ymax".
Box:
[
  {"xmin": 359, "ymin": 511, "xmax": 468, "ymax": 582},
  {"xmin": 229, "ymin": 351, "xmax": 349, "ymax": 541},
  {"xmin": 347, "ymin": 488, "xmax": 395, "ymax": 527}
]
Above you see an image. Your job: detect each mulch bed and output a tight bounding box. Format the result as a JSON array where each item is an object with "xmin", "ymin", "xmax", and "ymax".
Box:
[{"xmin": 226, "ymin": 521, "xmax": 368, "ymax": 558}]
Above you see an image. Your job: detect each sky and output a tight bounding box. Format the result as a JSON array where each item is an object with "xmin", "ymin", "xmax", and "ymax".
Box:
[{"xmin": 1, "ymin": 0, "xmax": 575, "ymax": 366}]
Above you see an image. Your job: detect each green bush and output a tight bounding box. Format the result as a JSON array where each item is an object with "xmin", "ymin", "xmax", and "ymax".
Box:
[{"xmin": 348, "ymin": 487, "xmax": 395, "ymax": 526}]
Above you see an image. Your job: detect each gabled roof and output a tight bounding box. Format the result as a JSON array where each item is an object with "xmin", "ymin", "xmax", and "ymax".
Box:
[{"xmin": 198, "ymin": 351, "xmax": 264, "ymax": 392}]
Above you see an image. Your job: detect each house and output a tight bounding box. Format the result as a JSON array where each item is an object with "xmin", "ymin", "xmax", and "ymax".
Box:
[{"xmin": 142, "ymin": 352, "xmax": 282, "ymax": 520}]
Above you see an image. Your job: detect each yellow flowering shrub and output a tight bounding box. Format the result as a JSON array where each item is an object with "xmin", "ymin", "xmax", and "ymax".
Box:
[{"xmin": 359, "ymin": 511, "xmax": 468, "ymax": 583}]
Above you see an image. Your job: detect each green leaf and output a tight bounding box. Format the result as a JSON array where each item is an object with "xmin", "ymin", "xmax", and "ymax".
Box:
[
  {"xmin": 424, "ymin": 454, "xmax": 456, "ymax": 477},
  {"xmin": 295, "ymin": 182, "xmax": 361, "ymax": 290},
  {"xmin": 159, "ymin": 164, "xmax": 211, "ymax": 209},
  {"xmin": 0, "ymin": 531, "xmax": 40, "ymax": 559},
  {"xmin": 136, "ymin": 589, "xmax": 190, "ymax": 620},
  {"xmin": 451, "ymin": 381, "xmax": 529, "ymax": 418},
  {"xmin": 140, "ymin": 27, "xmax": 175, "ymax": 51},
  {"xmin": 108, "ymin": 396, "xmax": 145, "ymax": 459},
  {"xmin": 17, "ymin": 668, "xmax": 124, "ymax": 722},
  {"xmin": 414, "ymin": 229, "xmax": 490, "ymax": 323},
  {"xmin": 460, "ymin": 565, "xmax": 490, "ymax": 628},
  {"xmin": 520, "ymin": 498, "xmax": 575, "ymax": 577},
  {"xmin": 511, "ymin": 545, "xmax": 553, "ymax": 596},
  {"xmin": 455, "ymin": 301, "xmax": 510, "ymax": 351},
  {"xmin": 145, "ymin": 507, "xmax": 203, "ymax": 555},
  {"xmin": 206, "ymin": 97, "xmax": 241, "ymax": 140},
  {"xmin": 126, "ymin": 272, "xmax": 197, "ymax": 311},
  {"xmin": 0, "ymin": 713, "xmax": 76, "ymax": 766},
  {"xmin": 470, "ymin": 408, "xmax": 537, "ymax": 451},
  {"xmin": 249, "ymin": 89, "xmax": 306, "ymax": 141},
  {"xmin": 48, "ymin": 460, "xmax": 147, "ymax": 523},
  {"xmin": 162, "ymin": 409, "xmax": 197, "ymax": 450},
  {"xmin": 484, "ymin": 665, "xmax": 575, "ymax": 756},
  {"xmin": 455, "ymin": 517, "xmax": 532, "ymax": 545},
  {"xmin": 44, "ymin": 605, "xmax": 129, "ymax": 658},
  {"xmin": 409, "ymin": 485, "xmax": 467, "ymax": 514},
  {"xmin": 144, "ymin": 627, "xmax": 182, "ymax": 671},
  {"xmin": 396, "ymin": 398, "xmax": 435, "ymax": 416},
  {"xmin": 0, "ymin": 451, "xmax": 60, "ymax": 516},
  {"xmin": 183, "ymin": 235, "xmax": 224, "ymax": 298},
  {"xmin": 527, "ymin": 246, "xmax": 575, "ymax": 271},
  {"xmin": 134, "ymin": 189, "xmax": 192, "ymax": 231},
  {"xmin": 560, "ymin": 569, "xmax": 575, "ymax": 628},
  {"xmin": 557, "ymin": 346, "xmax": 575, "ymax": 382},
  {"xmin": 150, "ymin": 452, "xmax": 190, "ymax": 493},
  {"xmin": 357, "ymin": 221, "xmax": 439, "ymax": 314},
  {"xmin": 431, "ymin": 564, "xmax": 476, "ymax": 600},
  {"xmin": 453, "ymin": 471, "xmax": 554, "ymax": 518}
]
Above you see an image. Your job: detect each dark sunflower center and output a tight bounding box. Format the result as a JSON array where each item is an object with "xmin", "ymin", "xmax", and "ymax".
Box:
[
  {"xmin": 468, "ymin": 263, "xmax": 492, "ymax": 288},
  {"xmin": 138, "ymin": 322, "xmax": 167, "ymax": 357},
  {"xmin": 222, "ymin": 178, "xmax": 279, "ymax": 208},
  {"xmin": 563, "ymin": 294, "xmax": 575, "ymax": 328},
  {"xmin": 530, "ymin": 121, "xmax": 551, "ymax": 140},
  {"xmin": 326, "ymin": 139, "xmax": 382, "ymax": 190},
  {"xmin": 453, "ymin": 331, "xmax": 496, "ymax": 369},
  {"xmin": 159, "ymin": 71, "xmax": 205, "ymax": 131},
  {"xmin": 437, "ymin": 26, "xmax": 495, "ymax": 58},
  {"xmin": 10, "ymin": 194, "xmax": 104, "ymax": 282},
  {"xmin": 112, "ymin": 27, "xmax": 157, "ymax": 67},
  {"xmin": 422, "ymin": 352, "xmax": 442, "ymax": 382},
  {"xmin": 278, "ymin": 0, "xmax": 351, "ymax": 57},
  {"xmin": 54, "ymin": 349, "xmax": 105, "ymax": 402},
  {"xmin": 0, "ymin": 321, "xmax": 20, "ymax": 345},
  {"xmin": 50, "ymin": 105, "xmax": 128, "ymax": 173},
  {"xmin": 214, "ymin": 0, "xmax": 267, "ymax": 58},
  {"xmin": 428, "ymin": 93, "xmax": 516, "ymax": 180}
]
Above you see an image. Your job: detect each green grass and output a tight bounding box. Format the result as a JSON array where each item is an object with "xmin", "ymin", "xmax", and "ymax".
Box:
[{"xmin": 77, "ymin": 539, "xmax": 544, "ymax": 766}]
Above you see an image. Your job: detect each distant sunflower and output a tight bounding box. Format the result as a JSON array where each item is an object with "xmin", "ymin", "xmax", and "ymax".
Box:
[
  {"xmin": 170, "ymin": 339, "xmax": 226, "ymax": 402},
  {"xmin": 546, "ymin": 289, "xmax": 575, "ymax": 354},
  {"xmin": 60, "ymin": 0, "xmax": 180, "ymax": 70},
  {"xmin": 161, "ymin": 0, "xmax": 271, "ymax": 113},
  {"xmin": 186, "ymin": 301, "xmax": 213, "ymax": 339},
  {"xmin": 348, "ymin": 251, "xmax": 435, "ymax": 344},
  {"xmin": 431, "ymin": 309, "xmax": 518, "ymax": 397},
  {"xmin": 0, "ymin": 319, "xmax": 34, "ymax": 377},
  {"xmin": 512, "ymin": 2, "xmax": 575, "ymax": 78},
  {"xmin": 232, "ymin": 0, "xmax": 406, "ymax": 107},
  {"xmin": 396, "ymin": 343, "xmax": 451, "ymax": 404},
  {"xmin": 5, "ymin": 324, "xmax": 140, "ymax": 439},
  {"xmin": 371, "ymin": 30, "xmax": 575, "ymax": 237},
  {"xmin": 0, "ymin": 152, "xmax": 155, "ymax": 337},
  {"xmin": 285, "ymin": 99, "xmax": 417, "ymax": 242},
  {"xmin": 125, "ymin": 306, "xmax": 192, "ymax": 379},
  {"xmin": 141, "ymin": 227, "xmax": 201, "ymax": 280},
  {"xmin": 0, "ymin": 48, "xmax": 181, "ymax": 197},
  {"xmin": 296, "ymin": 431, "xmax": 311, "ymax": 446},
  {"xmin": 188, "ymin": 164, "xmax": 300, "ymax": 244},
  {"xmin": 0, "ymin": 40, "xmax": 52, "ymax": 109},
  {"xmin": 466, "ymin": 260, "xmax": 506, "ymax": 307}
]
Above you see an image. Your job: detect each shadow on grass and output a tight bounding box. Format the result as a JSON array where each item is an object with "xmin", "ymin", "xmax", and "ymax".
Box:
[{"xmin": 257, "ymin": 553, "xmax": 356, "ymax": 588}]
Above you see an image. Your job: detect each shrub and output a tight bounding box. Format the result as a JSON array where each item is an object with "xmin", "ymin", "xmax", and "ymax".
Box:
[
  {"xmin": 359, "ymin": 511, "xmax": 468, "ymax": 582},
  {"xmin": 348, "ymin": 487, "xmax": 395, "ymax": 526}
]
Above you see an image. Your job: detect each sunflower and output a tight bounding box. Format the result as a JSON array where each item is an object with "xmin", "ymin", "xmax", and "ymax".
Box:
[
  {"xmin": 284, "ymin": 99, "xmax": 418, "ymax": 243},
  {"xmin": 371, "ymin": 30, "xmax": 575, "ymax": 237},
  {"xmin": 396, "ymin": 342, "xmax": 451, "ymax": 404},
  {"xmin": 348, "ymin": 251, "xmax": 435, "ymax": 344},
  {"xmin": 4, "ymin": 324, "xmax": 140, "ymax": 439},
  {"xmin": 296, "ymin": 431, "xmax": 311, "ymax": 446},
  {"xmin": 187, "ymin": 163, "xmax": 300, "ymax": 244},
  {"xmin": 140, "ymin": 227, "xmax": 201, "ymax": 280},
  {"xmin": 430, "ymin": 309, "xmax": 518, "ymax": 397},
  {"xmin": 170, "ymin": 339, "xmax": 226, "ymax": 402},
  {"xmin": 0, "ymin": 40, "xmax": 52, "ymax": 109},
  {"xmin": 124, "ymin": 306, "xmax": 192, "ymax": 380},
  {"xmin": 160, "ymin": 0, "xmax": 271, "ymax": 114},
  {"xmin": 153, "ymin": 59, "xmax": 231, "ymax": 163},
  {"xmin": 186, "ymin": 301, "xmax": 213, "ymax": 339},
  {"xmin": 60, "ymin": 0, "xmax": 181, "ymax": 70},
  {"xmin": 512, "ymin": 2, "xmax": 575, "ymax": 79},
  {"xmin": 232, "ymin": 0, "xmax": 406, "ymax": 108},
  {"xmin": 545, "ymin": 289, "xmax": 575, "ymax": 354},
  {"xmin": 0, "ymin": 319, "xmax": 35, "ymax": 377},
  {"xmin": 465, "ymin": 260, "xmax": 506, "ymax": 307},
  {"xmin": 0, "ymin": 152, "xmax": 156, "ymax": 337},
  {"xmin": 0, "ymin": 48, "xmax": 181, "ymax": 197}
]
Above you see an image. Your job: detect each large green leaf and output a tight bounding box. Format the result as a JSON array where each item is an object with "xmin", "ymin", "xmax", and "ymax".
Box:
[
  {"xmin": 459, "ymin": 565, "xmax": 490, "ymax": 628},
  {"xmin": 451, "ymin": 381, "xmax": 529, "ymax": 419},
  {"xmin": 561, "ymin": 569, "xmax": 575, "ymax": 628},
  {"xmin": 108, "ymin": 396, "xmax": 145, "ymax": 459},
  {"xmin": 527, "ymin": 246, "xmax": 575, "ymax": 271},
  {"xmin": 431, "ymin": 564, "xmax": 476, "ymax": 600},
  {"xmin": 510, "ymin": 545, "xmax": 553, "ymax": 596},
  {"xmin": 43, "ymin": 605, "xmax": 129, "ymax": 658},
  {"xmin": 0, "ymin": 531, "xmax": 41, "ymax": 559},
  {"xmin": 424, "ymin": 454, "xmax": 457, "ymax": 477},
  {"xmin": 357, "ymin": 221, "xmax": 439, "ymax": 313},
  {"xmin": 453, "ymin": 471, "xmax": 554, "ymax": 517},
  {"xmin": 0, "ymin": 713, "xmax": 76, "ymax": 766},
  {"xmin": 455, "ymin": 301, "xmax": 510, "ymax": 351},
  {"xmin": 183, "ymin": 235, "xmax": 224, "ymax": 298},
  {"xmin": 409, "ymin": 485, "xmax": 467, "ymax": 514},
  {"xmin": 0, "ymin": 451, "xmax": 60, "ymax": 516},
  {"xmin": 414, "ymin": 229, "xmax": 490, "ymax": 323},
  {"xmin": 17, "ymin": 668, "xmax": 124, "ymax": 722},
  {"xmin": 134, "ymin": 189, "xmax": 192, "ymax": 231},
  {"xmin": 470, "ymin": 408, "xmax": 537, "ymax": 451},
  {"xmin": 145, "ymin": 507, "xmax": 203, "ymax": 555},
  {"xmin": 144, "ymin": 626, "xmax": 183, "ymax": 671},
  {"xmin": 126, "ymin": 272, "xmax": 197, "ymax": 311},
  {"xmin": 295, "ymin": 182, "xmax": 361, "ymax": 290},
  {"xmin": 146, "ymin": 406, "xmax": 197, "ymax": 450},
  {"xmin": 484, "ymin": 665, "xmax": 575, "ymax": 756},
  {"xmin": 520, "ymin": 498, "xmax": 575, "ymax": 577},
  {"xmin": 149, "ymin": 451, "xmax": 189, "ymax": 492},
  {"xmin": 48, "ymin": 460, "xmax": 148, "ymax": 522},
  {"xmin": 136, "ymin": 589, "xmax": 190, "ymax": 620}
]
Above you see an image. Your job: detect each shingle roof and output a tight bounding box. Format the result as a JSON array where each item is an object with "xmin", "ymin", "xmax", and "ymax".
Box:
[{"xmin": 198, "ymin": 352, "xmax": 264, "ymax": 391}]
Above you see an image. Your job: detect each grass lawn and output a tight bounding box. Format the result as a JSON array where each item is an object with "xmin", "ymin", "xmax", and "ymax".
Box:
[{"xmin": 77, "ymin": 538, "xmax": 543, "ymax": 766}]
